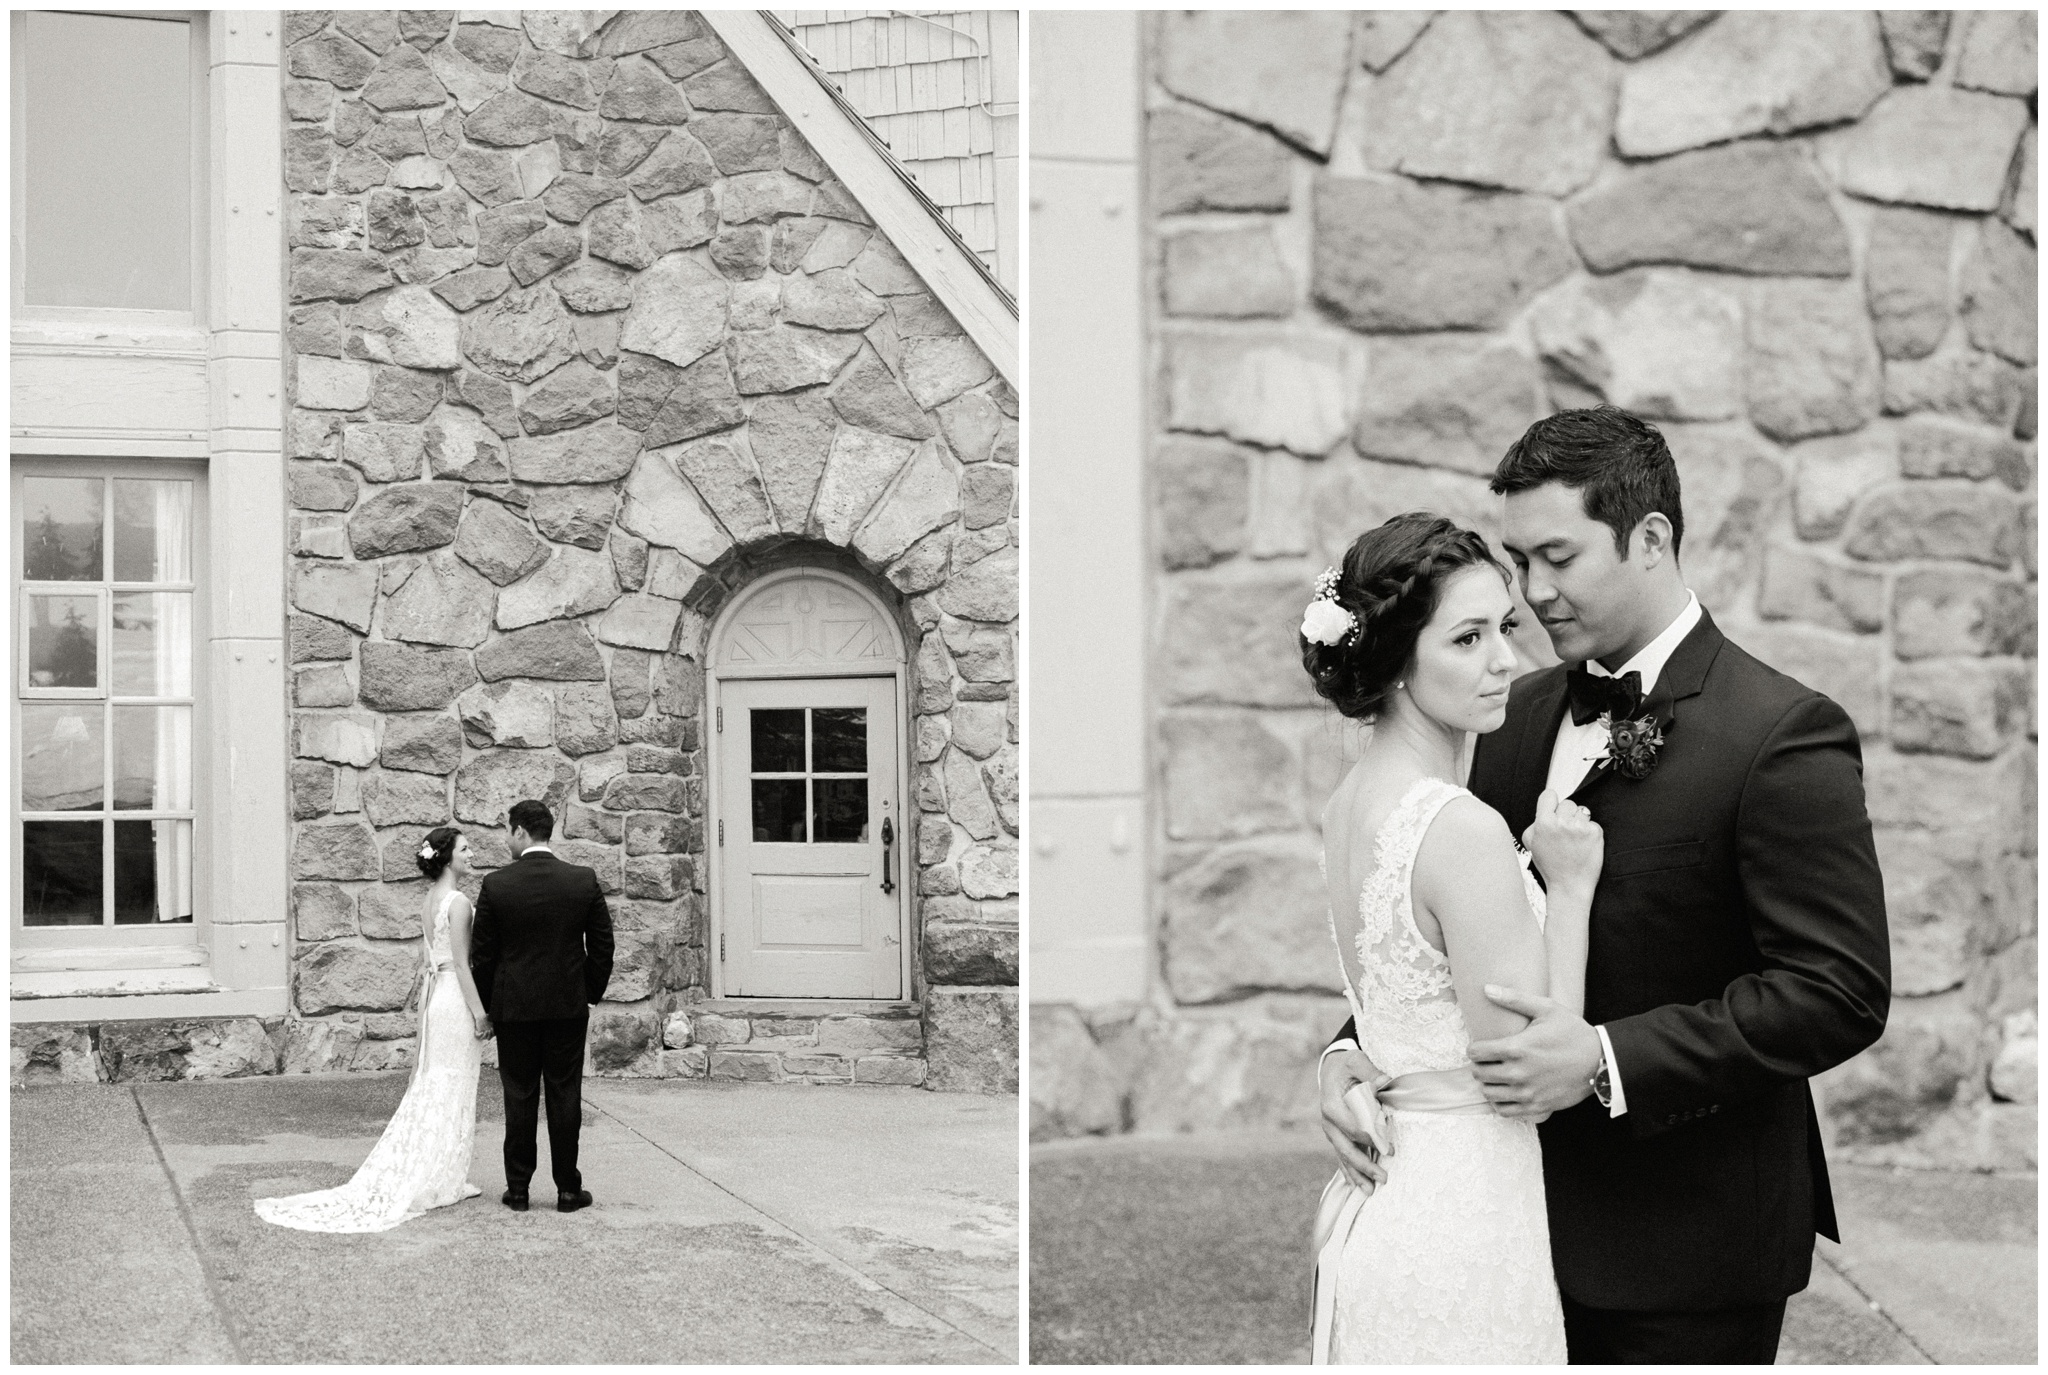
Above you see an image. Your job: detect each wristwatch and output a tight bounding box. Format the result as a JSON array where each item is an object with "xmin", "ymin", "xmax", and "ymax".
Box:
[{"xmin": 1588, "ymin": 1055, "xmax": 1612, "ymax": 1110}]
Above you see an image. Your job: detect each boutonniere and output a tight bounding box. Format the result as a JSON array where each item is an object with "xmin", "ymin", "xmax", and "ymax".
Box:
[{"xmin": 1595, "ymin": 712, "xmax": 1666, "ymax": 780}]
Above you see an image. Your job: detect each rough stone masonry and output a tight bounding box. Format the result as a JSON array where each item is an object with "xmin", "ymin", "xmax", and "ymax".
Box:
[
  {"xmin": 1032, "ymin": 10, "xmax": 2036, "ymax": 1168},
  {"xmin": 13, "ymin": 10, "xmax": 1018, "ymax": 1093}
]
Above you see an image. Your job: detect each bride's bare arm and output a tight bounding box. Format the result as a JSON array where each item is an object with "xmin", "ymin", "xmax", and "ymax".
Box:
[
  {"xmin": 446, "ymin": 894, "xmax": 492, "ymax": 1034},
  {"xmin": 1540, "ymin": 890, "xmax": 1590, "ymax": 1020},
  {"xmin": 1522, "ymin": 790, "xmax": 1603, "ymax": 1020},
  {"xmin": 1412, "ymin": 797, "xmax": 1550, "ymax": 1045}
]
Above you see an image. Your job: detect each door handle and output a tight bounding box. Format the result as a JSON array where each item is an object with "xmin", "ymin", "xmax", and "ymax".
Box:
[{"xmin": 879, "ymin": 816, "xmax": 895, "ymax": 895}]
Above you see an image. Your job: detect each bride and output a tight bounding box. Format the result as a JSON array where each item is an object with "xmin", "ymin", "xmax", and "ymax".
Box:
[
  {"xmin": 256, "ymin": 827, "xmax": 493, "ymax": 1232},
  {"xmin": 1301, "ymin": 513, "xmax": 1604, "ymax": 1363}
]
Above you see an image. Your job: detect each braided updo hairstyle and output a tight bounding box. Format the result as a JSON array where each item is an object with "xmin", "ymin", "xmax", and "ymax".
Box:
[
  {"xmin": 1300, "ymin": 512, "xmax": 1509, "ymax": 721},
  {"xmin": 416, "ymin": 826, "xmax": 462, "ymax": 880}
]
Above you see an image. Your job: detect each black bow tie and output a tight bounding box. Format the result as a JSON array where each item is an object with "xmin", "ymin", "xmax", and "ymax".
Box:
[{"xmin": 1566, "ymin": 668, "xmax": 1644, "ymax": 727}]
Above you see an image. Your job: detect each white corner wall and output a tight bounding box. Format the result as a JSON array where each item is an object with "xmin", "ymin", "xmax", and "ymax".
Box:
[
  {"xmin": 10, "ymin": 11, "xmax": 285, "ymax": 1021},
  {"xmin": 1025, "ymin": 12, "xmax": 1148, "ymax": 1008}
]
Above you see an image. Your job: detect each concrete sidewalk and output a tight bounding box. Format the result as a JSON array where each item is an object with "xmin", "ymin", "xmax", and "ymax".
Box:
[
  {"xmin": 12, "ymin": 1074, "xmax": 1018, "ymax": 1364},
  {"xmin": 1029, "ymin": 1131, "xmax": 2035, "ymax": 1365}
]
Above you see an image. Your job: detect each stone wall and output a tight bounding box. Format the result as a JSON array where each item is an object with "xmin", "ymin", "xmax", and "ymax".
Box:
[
  {"xmin": 270, "ymin": 9, "xmax": 1016, "ymax": 1091},
  {"xmin": 1032, "ymin": 11, "xmax": 2036, "ymax": 1164}
]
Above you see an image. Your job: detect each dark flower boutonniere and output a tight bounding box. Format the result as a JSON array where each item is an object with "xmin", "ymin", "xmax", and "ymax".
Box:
[{"xmin": 1596, "ymin": 712, "xmax": 1666, "ymax": 780}]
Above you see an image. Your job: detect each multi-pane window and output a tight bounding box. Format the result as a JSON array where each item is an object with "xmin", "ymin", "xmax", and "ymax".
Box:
[
  {"xmin": 750, "ymin": 707, "xmax": 871, "ymax": 843},
  {"xmin": 15, "ymin": 464, "xmax": 200, "ymax": 930},
  {"xmin": 13, "ymin": 10, "xmax": 198, "ymax": 315}
]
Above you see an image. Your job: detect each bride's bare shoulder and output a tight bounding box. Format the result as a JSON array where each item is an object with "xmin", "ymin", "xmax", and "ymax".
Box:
[{"xmin": 1413, "ymin": 794, "xmax": 1520, "ymax": 889}]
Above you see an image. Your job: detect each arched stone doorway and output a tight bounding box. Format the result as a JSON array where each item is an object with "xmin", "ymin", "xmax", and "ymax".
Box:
[{"xmin": 705, "ymin": 567, "xmax": 910, "ymax": 1000}]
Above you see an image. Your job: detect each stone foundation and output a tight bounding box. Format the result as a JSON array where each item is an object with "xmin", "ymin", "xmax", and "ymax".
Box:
[
  {"xmin": 654, "ymin": 1000, "xmax": 928, "ymax": 1084},
  {"xmin": 1034, "ymin": 10, "xmax": 2036, "ymax": 1163},
  {"xmin": 11, "ymin": 1020, "xmax": 282, "ymax": 1086}
]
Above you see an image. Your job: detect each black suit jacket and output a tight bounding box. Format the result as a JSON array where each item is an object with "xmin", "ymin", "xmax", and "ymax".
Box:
[
  {"xmin": 470, "ymin": 848, "xmax": 614, "ymax": 1022},
  {"xmin": 1333, "ymin": 611, "xmax": 1889, "ymax": 1311}
]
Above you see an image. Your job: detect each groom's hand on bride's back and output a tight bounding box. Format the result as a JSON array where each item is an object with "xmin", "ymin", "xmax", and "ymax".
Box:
[
  {"xmin": 1319, "ymin": 1048, "xmax": 1391, "ymax": 1194},
  {"xmin": 1468, "ymin": 986, "xmax": 1603, "ymax": 1120}
]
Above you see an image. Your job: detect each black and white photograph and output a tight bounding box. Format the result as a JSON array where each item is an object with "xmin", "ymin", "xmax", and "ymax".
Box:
[
  {"xmin": 10, "ymin": 7, "xmax": 1019, "ymax": 1363},
  {"xmin": 1029, "ymin": 9, "xmax": 2035, "ymax": 1366}
]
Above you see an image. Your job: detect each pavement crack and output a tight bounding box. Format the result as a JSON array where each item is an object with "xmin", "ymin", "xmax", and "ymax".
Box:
[
  {"xmin": 1816, "ymin": 1248, "xmax": 1939, "ymax": 1365},
  {"xmin": 130, "ymin": 1087, "xmax": 248, "ymax": 1365},
  {"xmin": 583, "ymin": 1097, "xmax": 1008, "ymax": 1361}
]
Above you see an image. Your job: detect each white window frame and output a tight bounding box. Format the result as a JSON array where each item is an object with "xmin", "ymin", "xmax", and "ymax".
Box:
[
  {"xmin": 11, "ymin": 458, "xmax": 210, "ymax": 954},
  {"xmin": 10, "ymin": 9, "xmax": 212, "ymax": 332},
  {"xmin": 10, "ymin": 11, "xmax": 285, "ymax": 1019}
]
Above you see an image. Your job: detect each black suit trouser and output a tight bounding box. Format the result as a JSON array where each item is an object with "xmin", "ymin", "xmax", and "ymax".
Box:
[
  {"xmin": 1562, "ymin": 1292, "xmax": 1787, "ymax": 1364},
  {"xmin": 495, "ymin": 1014, "xmax": 587, "ymax": 1194}
]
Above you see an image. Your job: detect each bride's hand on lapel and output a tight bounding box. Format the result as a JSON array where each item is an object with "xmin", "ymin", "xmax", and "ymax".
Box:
[
  {"xmin": 1319, "ymin": 1048, "xmax": 1393, "ymax": 1193},
  {"xmin": 1522, "ymin": 789, "xmax": 1602, "ymax": 903}
]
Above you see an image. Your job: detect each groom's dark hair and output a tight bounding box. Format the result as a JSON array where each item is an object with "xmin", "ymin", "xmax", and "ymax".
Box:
[
  {"xmin": 1490, "ymin": 407, "xmax": 1684, "ymax": 557},
  {"xmin": 507, "ymin": 799, "xmax": 554, "ymax": 842}
]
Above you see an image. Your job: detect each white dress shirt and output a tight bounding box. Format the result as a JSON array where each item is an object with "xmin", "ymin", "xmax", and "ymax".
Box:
[
  {"xmin": 1322, "ymin": 593, "xmax": 1704, "ymax": 1121},
  {"xmin": 1544, "ymin": 591, "xmax": 1702, "ymax": 801},
  {"xmin": 1545, "ymin": 590, "xmax": 1701, "ymax": 1119}
]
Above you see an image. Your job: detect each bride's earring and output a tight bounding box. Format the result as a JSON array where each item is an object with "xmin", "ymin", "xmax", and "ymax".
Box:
[{"xmin": 1395, "ymin": 680, "xmax": 1406, "ymax": 691}]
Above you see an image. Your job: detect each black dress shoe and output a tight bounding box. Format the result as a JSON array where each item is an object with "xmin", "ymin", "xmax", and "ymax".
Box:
[
  {"xmin": 557, "ymin": 1189, "xmax": 593, "ymax": 1213},
  {"xmin": 502, "ymin": 1188, "xmax": 529, "ymax": 1211}
]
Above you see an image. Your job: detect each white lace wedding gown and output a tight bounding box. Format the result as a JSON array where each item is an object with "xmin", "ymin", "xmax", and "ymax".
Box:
[
  {"xmin": 256, "ymin": 889, "xmax": 484, "ymax": 1232},
  {"xmin": 1323, "ymin": 777, "xmax": 1568, "ymax": 1364}
]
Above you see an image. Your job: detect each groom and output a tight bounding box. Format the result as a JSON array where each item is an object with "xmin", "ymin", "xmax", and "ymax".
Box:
[
  {"xmin": 470, "ymin": 798, "xmax": 614, "ymax": 1214},
  {"xmin": 1320, "ymin": 407, "xmax": 1890, "ymax": 1363}
]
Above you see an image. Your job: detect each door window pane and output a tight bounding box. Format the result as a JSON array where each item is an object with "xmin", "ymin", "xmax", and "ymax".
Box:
[
  {"xmin": 813, "ymin": 708, "xmax": 867, "ymax": 772},
  {"xmin": 25, "ymin": 595, "xmax": 101, "ymax": 689},
  {"xmin": 813, "ymin": 778, "xmax": 869, "ymax": 843},
  {"xmin": 20, "ymin": 703, "xmax": 104, "ymax": 811},
  {"xmin": 22, "ymin": 820, "xmax": 104, "ymax": 925},
  {"xmin": 20, "ymin": 477, "xmax": 102, "ymax": 580},
  {"xmin": 22, "ymin": 11, "xmax": 193, "ymax": 311},
  {"xmin": 750, "ymin": 708, "xmax": 805, "ymax": 772},
  {"xmin": 752, "ymin": 779, "xmax": 807, "ymax": 842},
  {"xmin": 112, "ymin": 705, "xmax": 191, "ymax": 810},
  {"xmin": 110, "ymin": 593, "xmax": 193, "ymax": 696},
  {"xmin": 115, "ymin": 819, "xmax": 193, "ymax": 924},
  {"xmin": 745, "ymin": 702, "xmax": 876, "ymax": 845},
  {"xmin": 112, "ymin": 480, "xmax": 193, "ymax": 582}
]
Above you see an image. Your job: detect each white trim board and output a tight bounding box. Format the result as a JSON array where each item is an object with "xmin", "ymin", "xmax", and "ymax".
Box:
[
  {"xmin": 702, "ymin": 10, "xmax": 1017, "ymax": 387},
  {"xmin": 10, "ymin": 985, "xmax": 286, "ymax": 1024}
]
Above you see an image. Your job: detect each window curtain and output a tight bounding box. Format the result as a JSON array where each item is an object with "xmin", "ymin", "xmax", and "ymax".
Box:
[{"xmin": 154, "ymin": 481, "xmax": 192, "ymax": 921}]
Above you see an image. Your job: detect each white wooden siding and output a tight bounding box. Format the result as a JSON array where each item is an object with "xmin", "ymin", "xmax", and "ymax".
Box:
[{"xmin": 772, "ymin": 10, "xmax": 1017, "ymax": 284}]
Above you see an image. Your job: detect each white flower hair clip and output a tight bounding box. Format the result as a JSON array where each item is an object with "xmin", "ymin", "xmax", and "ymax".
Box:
[
  {"xmin": 418, "ymin": 840, "xmax": 437, "ymax": 861},
  {"xmin": 1301, "ymin": 566, "xmax": 1358, "ymax": 647}
]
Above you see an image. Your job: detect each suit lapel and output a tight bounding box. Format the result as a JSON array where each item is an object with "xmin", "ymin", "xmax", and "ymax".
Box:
[
  {"xmin": 1569, "ymin": 609, "xmax": 1726, "ymax": 806},
  {"xmin": 1508, "ymin": 669, "xmax": 1571, "ymax": 835}
]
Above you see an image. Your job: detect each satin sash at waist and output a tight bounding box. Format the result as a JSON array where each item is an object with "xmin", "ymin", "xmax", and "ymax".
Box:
[{"xmin": 1376, "ymin": 1066, "xmax": 1493, "ymax": 1115}]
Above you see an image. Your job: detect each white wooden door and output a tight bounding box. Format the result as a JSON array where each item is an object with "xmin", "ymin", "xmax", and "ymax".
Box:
[{"xmin": 717, "ymin": 676, "xmax": 903, "ymax": 998}]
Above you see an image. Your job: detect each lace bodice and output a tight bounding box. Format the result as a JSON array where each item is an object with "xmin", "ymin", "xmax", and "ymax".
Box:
[
  {"xmin": 1325, "ymin": 778, "xmax": 1548, "ymax": 1078},
  {"xmin": 423, "ymin": 889, "xmax": 456, "ymax": 971}
]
